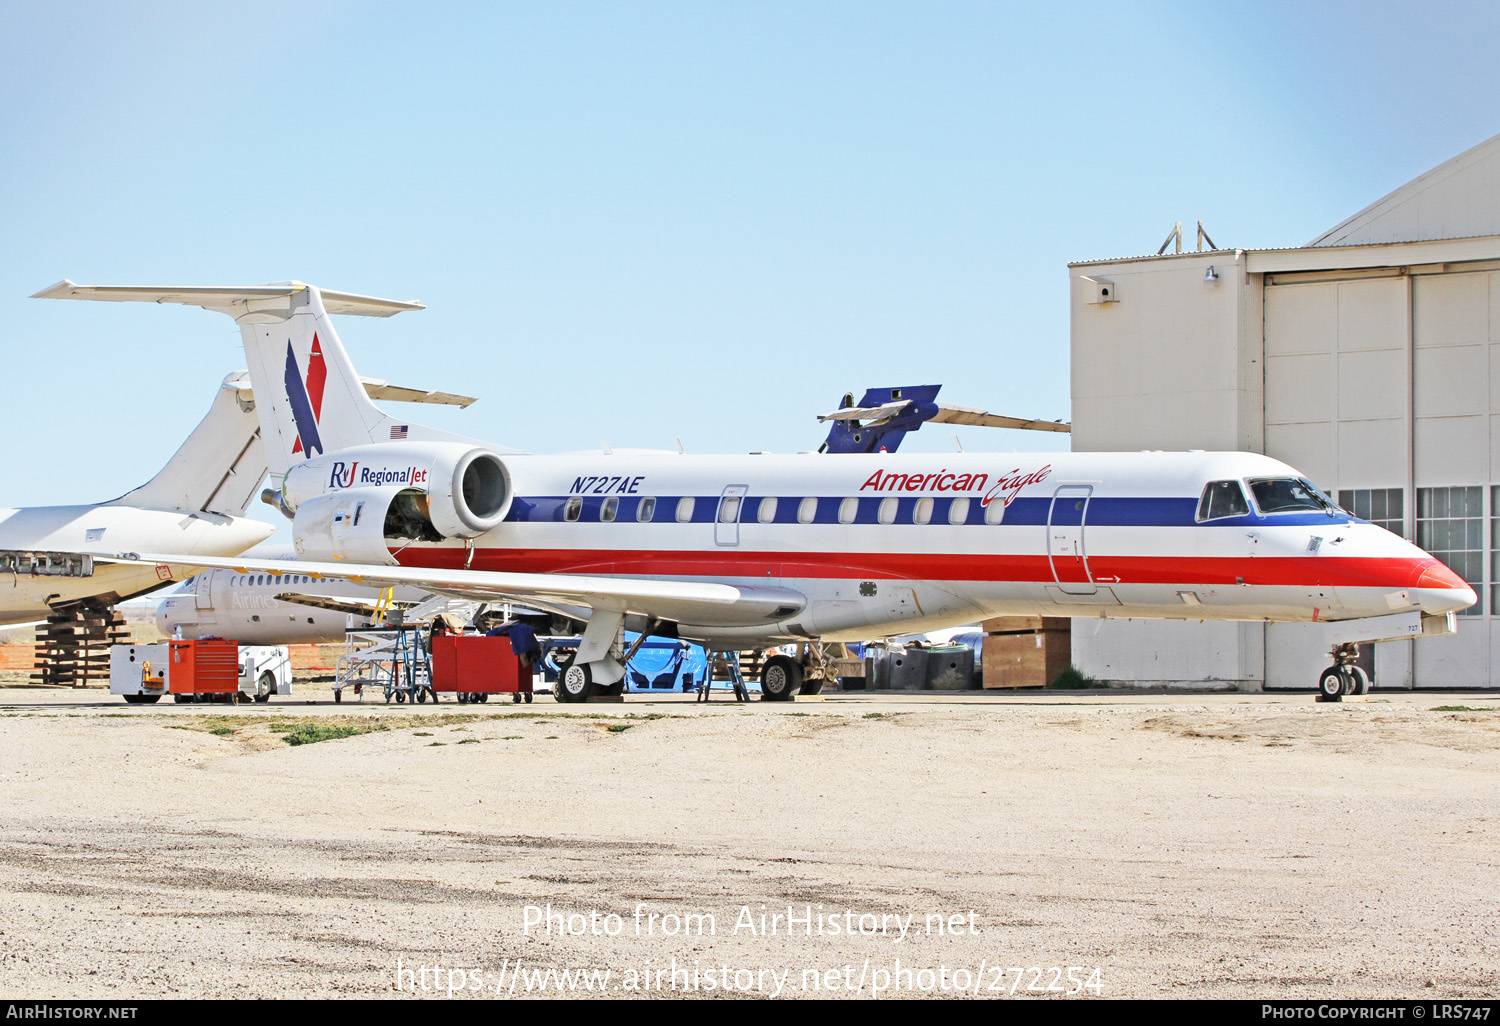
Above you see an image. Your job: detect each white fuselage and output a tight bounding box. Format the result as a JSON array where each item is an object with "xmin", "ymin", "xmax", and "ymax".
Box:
[
  {"xmin": 329, "ymin": 449, "xmax": 1475, "ymax": 647},
  {"xmin": 156, "ymin": 567, "xmax": 427, "ymax": 644},
  {"xmin": 0, "ymin": 504, "xmax": 272, "ymax": 624}
]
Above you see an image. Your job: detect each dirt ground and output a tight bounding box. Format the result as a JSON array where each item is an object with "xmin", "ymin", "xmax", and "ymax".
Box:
[{"xmin": 0, "ymin": 687, "xmax": 1496, "ymax": 1000}]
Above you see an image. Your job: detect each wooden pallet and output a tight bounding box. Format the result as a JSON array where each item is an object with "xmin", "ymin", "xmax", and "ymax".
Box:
[{"xmin": 30, "ymin": 608, "xmax": 132, "ymax": 687}]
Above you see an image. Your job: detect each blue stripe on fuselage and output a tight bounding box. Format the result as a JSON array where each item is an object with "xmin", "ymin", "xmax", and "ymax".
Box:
[{"xmin": 502, "ymin": 494, "xmax": 1357, "ymax": 528}]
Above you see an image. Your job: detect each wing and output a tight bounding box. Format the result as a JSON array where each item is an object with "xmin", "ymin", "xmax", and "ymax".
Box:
[
  {"xmin": 927, "ymin": 405, "xmax": 1071, "ymax": 432},
  {"xmin": 96, "ymin": 551, "xmax": 806, "ymax": 628}
]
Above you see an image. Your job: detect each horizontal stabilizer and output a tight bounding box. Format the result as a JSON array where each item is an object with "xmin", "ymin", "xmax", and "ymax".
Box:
[
  {"xmin": 31, "ymin": 280, "xmax": 423, "ymax": 318},
  {"xmin": 219, "ymin": 370, "xmax": 477, "ymax": 408}
]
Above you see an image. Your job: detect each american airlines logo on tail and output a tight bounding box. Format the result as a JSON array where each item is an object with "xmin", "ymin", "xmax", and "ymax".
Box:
[{"xmin": 284, "ymin": 336, "xmax": 327, "ymax": 459}]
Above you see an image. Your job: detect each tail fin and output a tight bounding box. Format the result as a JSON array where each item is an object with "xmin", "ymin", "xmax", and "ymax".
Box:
[
  {"xmin": 107, "ymin": 374, "xmax": 266, "ymax": 516},
  {"xmin": 32, "ymin": 280, "xmax": 502, "ymax": 477},
  {"xmin": 238, "ymin": 286, "xmax": 405, "ymax": 473}
]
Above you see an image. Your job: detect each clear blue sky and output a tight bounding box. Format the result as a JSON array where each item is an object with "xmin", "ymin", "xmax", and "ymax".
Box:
[{"xmin": 3, "ymin": 1, "xmax": 1498, "ymax": 520}]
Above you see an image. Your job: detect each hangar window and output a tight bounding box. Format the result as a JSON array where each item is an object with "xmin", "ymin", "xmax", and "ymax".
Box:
[
  {"xmin": 600, "ymin": 496, "xmax": 619, "ymax": 522},
  {"xmin": 949, "ymin": 497, "xmax": 970, "ymax": 525},
  {"xmin": 838, "ymin": 497, "xmax": 858, "ymax": 524},
  {"xmin": 913, "ymin": 497, "xmax": 933, "ymax": 525},
  {"xmin": 797, "ymin": 497, "xmax": 818, "ymax": 524},
  {"xmin": 1197, "ymin": 480, "xmax": 1251, "ymax": 521},
  {"xmin": 758, "ymin": 497, "xmax": 778, "ymax": 523},
  {"xmin": 1419, "ymin": 486, "xmax": 1483, "ymax": 617},
  {"xmin": 676, "ymin": 496, "xmax": 695, "ymax": 523},
  {"xmin": 563, "ymin": 497, "xmax": 582, "ymax": 522},
  {"xmin": 1337, "ymin": 488, "xmax": 1404, "ymax": 536},
  {"xmin": 1247, "ymin": 477, "xmax": 1336, "ymax": 516},
  {"xmin": 878, "ymin": 497, "xmax": 898, "ymax": 524},
  {"xmin": 637, "ymin": 497, "xmax": 656, "ymax": 522}
]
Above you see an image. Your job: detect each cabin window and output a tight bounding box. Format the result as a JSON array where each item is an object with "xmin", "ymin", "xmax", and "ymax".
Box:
[
  {"xmin": 798, "ymin": 497, "xmax": 818, "ymax": 524},
  {"xmin": 758, "ymin": 497, "xmax": 778, "ymax": 523},
  {"xmin": 676, "ymin": 496, "xmax": 696, "ymax": 523},
  {"xmin": 563, "ymin": 497, "xmax": 583, "ymax": 522},
  {"xmin": 600, "ymin": 496, "xmax": 619, "ymax": 522},
  {"xmin": 838, "ymin": 497, "xmax": 858, "ymax": 524},
  {"xmin": 1245, "ymin": 477, "xmax": 1331, "ymax": 516},
  {"xmin": 1197, "ymin": 480, "xmax": 1251, "ymax": 521},
  {"xmin": 948, "ymin": 497, "xmax": 970, "ymax": 525},
  {"xmin": 878, "ymin": 497, "xmax": 898, "ymax": 524},
  {"xmin": 637, "ymin": 497, "xmax": 656, "ymax": 522},
  {"xmin": 913, "ymin": 497, "xmax": 933, "ymax": 525},
  {"xmin": 718, "ymin": 496, "xmax": 741, "ymax": 523},
  {"xmin": 983, "ymin": 500, "xmax": 1006, "ymax": 526}
]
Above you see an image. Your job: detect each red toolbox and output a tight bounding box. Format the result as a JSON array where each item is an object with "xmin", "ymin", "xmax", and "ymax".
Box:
[
  {"xmin": 430, "ymin": 635, "xmax": 531, "ymax": 694},
  {"xmin": 168, "ymin": 638, "xmax": 240, "ymax": 694}
]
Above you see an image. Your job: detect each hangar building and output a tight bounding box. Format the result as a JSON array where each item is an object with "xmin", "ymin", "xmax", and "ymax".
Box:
[{"xmin": 1069, "ymin": 132, "xmax": 1500, "ymax": 689}]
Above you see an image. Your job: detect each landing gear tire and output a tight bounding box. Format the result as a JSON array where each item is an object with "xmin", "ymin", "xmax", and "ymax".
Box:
[
  {"xmin": 558, "ymin": 662, "xmax": 595, "ymax": 703},
  {"xmin": 1318, "ymin": 666, "xmax": 1347, "ymax": 699},
  {"xmin": 1348, "ymin": 666, "xmax": 1370, "ymax": 695},
  {"xmin": 597, "ymin": 680, "xmax": 625, "ymax": 698},
  {"xmin": 798, "ymin": 677, "xmax": 824, "ymax": 696},
  {"xmin": 253, "ymin": 672, "xmax": 274, "ymax": 703},
  {"xmin": 761, "ymin": 655, "xmax": 802, "ymax": 702}
]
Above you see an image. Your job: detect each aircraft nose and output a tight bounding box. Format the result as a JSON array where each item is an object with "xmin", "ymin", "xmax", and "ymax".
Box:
[{"xmin": 1411, "ymin": 560, "xmax": 1476, "ymax": 614}]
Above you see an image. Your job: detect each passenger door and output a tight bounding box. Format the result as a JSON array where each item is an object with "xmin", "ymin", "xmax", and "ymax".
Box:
[
  {"xmin": 1048, "ymin": 485, "xmax": 1096, "ymax": 595},
  {"xmin": 714, "ymin": 485, "xmax": 748, "ymax": 547}
]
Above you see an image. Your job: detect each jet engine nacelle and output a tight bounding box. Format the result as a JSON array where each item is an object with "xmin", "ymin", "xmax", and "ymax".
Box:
[{"xmin": 280, "ymin": 442, "xmax": 512, "ymax": 558}]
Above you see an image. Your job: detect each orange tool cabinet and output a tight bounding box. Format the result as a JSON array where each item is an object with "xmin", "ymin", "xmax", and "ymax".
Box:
[
  {"xmin": 430, "ymin": 635, "xmax": 531, "ymax": 694},
  {"xmin": 168, "ymin": 638, "xmax": 240, "ymax": 694}
]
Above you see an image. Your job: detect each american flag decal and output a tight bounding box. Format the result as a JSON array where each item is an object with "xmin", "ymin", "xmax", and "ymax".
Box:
[{"xmin": 390, "ymin": 425, "xmax": 409, "ymax": 439}]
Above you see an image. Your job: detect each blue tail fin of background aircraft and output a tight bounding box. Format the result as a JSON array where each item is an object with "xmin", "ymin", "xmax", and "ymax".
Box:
[{"xmin": 820, "ymin": 385, "xmax": 943, "ymax": 454}]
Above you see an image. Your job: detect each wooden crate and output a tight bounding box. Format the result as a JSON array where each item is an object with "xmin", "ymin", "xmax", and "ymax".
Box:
[
  {"xmin": 981, "ymin": 616, "xmax": 1073, "ymax": 635},
  {"xmin": 981, "ymin": 630, "xmax": 1072, "ymax": 689}
]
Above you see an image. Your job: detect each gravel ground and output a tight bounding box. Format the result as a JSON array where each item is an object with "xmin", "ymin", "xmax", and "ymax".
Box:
[{"xmin": 0, "ymin": 688, "xmax": 1496, "ymax": 1000}]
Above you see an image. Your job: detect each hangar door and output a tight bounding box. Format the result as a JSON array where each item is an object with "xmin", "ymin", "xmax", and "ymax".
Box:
[
  {"xmin": 1262, "ymin": 268, "xmax": 1495, "ymax": 689},
  {"xmin": 1262, "ymin": 274, "xmax": 1413, "ymax": 688}
]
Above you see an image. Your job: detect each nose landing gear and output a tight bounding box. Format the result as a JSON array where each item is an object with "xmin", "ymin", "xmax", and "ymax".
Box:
[{"xmin": 1317, "ymin": 642, "xmax": 1370, "ymax": 700}]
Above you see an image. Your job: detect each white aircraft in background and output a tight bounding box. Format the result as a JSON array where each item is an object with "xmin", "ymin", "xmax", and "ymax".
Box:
[
  {"xmin": 157, "ymin": 563, "xmax": 430, "ymax": 643},
  {"xmin": 38, "ymin": 280, "xmax": 1476, "ymax": 701},
  {"xmin": 0, "ymin": 373, "xmax": 273, "ymax": 623}
]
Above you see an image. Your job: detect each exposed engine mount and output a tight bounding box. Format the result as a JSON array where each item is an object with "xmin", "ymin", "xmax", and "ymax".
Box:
[{"xmin": 267, "ymin": 442, "xmax": 512, "ymax": 563}]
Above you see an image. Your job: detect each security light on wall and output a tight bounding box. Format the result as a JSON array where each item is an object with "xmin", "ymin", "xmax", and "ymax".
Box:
[{"xmin": 1204, "ymin": 265, "xmax": 1220, "ymax": 284}]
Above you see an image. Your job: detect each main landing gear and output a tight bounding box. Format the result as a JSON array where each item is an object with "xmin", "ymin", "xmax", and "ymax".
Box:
[
  {"xmin": 550, "ymin": 608, "xmax": 631, "ymax": 703},
  {"xmin": 1317, "ymin": 642, "xmax": 1370, "ymax": 699},
  {"xmin": 759, "ymin": 642, "xmax": 830, "ymax": 702}
]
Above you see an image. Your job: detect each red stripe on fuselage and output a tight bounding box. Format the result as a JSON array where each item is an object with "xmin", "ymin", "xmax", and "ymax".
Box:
[{"xmin": 393, "ymin": 547, "xmax": 1446, "ymax": 591}]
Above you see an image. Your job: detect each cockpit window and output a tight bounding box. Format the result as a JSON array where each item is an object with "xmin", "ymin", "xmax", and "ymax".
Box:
[
  {"xmin": 1247, "ymin": 477, "xmax": 1337, "ymax": 515},
  {"xmin": 1197, "ymin": 480, "xmax": 1250, "ymax": 521}
]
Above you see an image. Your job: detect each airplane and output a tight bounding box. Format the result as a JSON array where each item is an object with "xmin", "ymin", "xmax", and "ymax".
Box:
[
  {"xmin": 34, "ymin": 280, "xmax": 1477, "ymax": 702},
  {"xmin": 0, "ymin": 372, "xmax": 274, "ymax": 624},
  {"xmin": 155, "ymin": 561, "xmax": 432, "ymax": 644}
]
